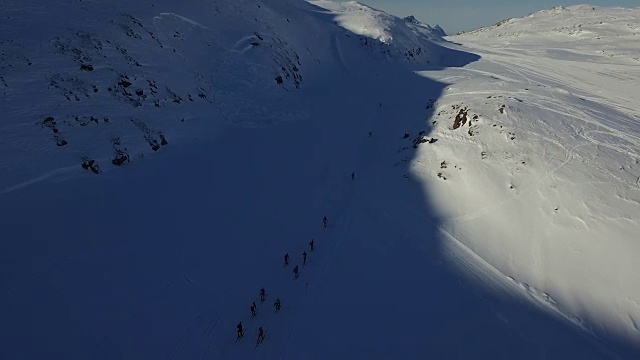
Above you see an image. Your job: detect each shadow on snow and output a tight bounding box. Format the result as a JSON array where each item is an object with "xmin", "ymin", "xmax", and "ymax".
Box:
[{"xmin": 0, "ymin": 1, "xmax": 638, "ymax": 359}]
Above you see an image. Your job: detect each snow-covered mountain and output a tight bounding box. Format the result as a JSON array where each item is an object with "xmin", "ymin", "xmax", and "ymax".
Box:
[
  {"xmin": 460, "ymin": 4, "xmax": 640, "ymax": 61},
  {"xmin": 0, "ymin": 0, "xmax": 458, "ymax": 194},
  {"xmin": 404, "ymin": 16, "xmax": 447, "ymax": 37},
  {"xmin": 1, "ymin": 0, "xmax": 639, "ymax": 359}
]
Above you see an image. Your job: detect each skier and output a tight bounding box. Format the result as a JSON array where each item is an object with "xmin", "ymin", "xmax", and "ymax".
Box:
[
  {"xmin": 273, "ymin": 298, "xmax": 281, "ymax": 312},
  {"xmin": 250, "ymin": 301, "xmax": 257, "ymax": 317},
  {"xmin": 284, "ymin": 252, "xmax": 289, "ymax": 266},
  {"xmin": 369, "ymin": 131, "xmax": 372, "ymax": 137},
  {"xmin": 293, "ymin": 265, "xmax": 299, "ymax": 279},
  {"xmin": 302, "ymin": 251, "xmax": 307, "ymax": 266},
  {"xmin": 309, "ymin": 239, "xmax": 315, "ymax": 252},
  {"xmin": 237, "ymin": 322, "xmax": 244, "ymax": 339},
  {"xmin": 323, "ymin": 216, "xmax": 328, "ymax": 229},
  {"xmin": 260, "ymin": 288, "xmax": 266, "ymax": 302},
  {"xmin": 351, "ymin": 172, "xmax": 355, "ymax": 180},
  {"xmin": 257, "ymin": 327, "xmax": 265, "ymax": 345}
]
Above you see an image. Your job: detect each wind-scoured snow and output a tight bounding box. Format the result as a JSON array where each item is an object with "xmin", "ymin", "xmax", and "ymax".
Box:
[{"xmin": 1, "ymin": 0, "xmax": 639, "ymax": 359}]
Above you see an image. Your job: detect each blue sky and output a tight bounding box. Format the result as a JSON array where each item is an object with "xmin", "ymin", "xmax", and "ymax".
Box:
[{"xmin": 339, "ymin": 0, "xmax": 640, "ymax": 34}]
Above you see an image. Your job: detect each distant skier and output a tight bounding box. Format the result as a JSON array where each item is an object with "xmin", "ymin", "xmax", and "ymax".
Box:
[
  {"xmin": 273, "ymin": 298, "xmax": 282, "ymax": 312},
  {"xmin": 351, "ymin": 172, "xmax": 355, "ymax": 180},
  {"xmin": 237, "ymin": 322, "xmax": 244, "ymax": 339},
  {"xmin": 323, "ymin": 216, "xmax": 328, "ymax": 229},
  {"xmin": 302, "ymin": 251, "xmax": 308, "ymax": 266},
  {"xmin": 257, "ymin": 326, "xmax": 265, "ymax": 345},
  {"xmin": 369, "ymin": 131, "xmax": 372, "ymax": 137},
  {"xmin": 250, "ymin": 301, "xmax": 257, "ymax": 317},
  {"xmin": 284, "ymin": 252, "xmax": 290, "ymax": 266},
  {"xmin": 293, "ymin": 265, "xmax": 299, "ymax": 279},
  {"xmin": 309, "ymin": 239, "xmax": 315, "ymax": 252},
  {"xmin": 260, "ymin": 288, "xmax": 266, "ymax": 302}
]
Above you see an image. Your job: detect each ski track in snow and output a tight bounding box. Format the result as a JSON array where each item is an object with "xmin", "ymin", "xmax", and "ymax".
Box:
[
  {"xmin": 330, "ymin": 33, "xmax": 350, "ymax": 73},
  {"xmin": 164, "ymin": 290, "xmax": 225, "ymax": 360},
  {"xmin": 157, "ymin": 13, "xmax": 208, "ymax": 29},
  {"xmin": 279, "ymin": 115, "xmax": 377, "ymax": 359},
  {"xmin": 0, "ymin": 164, "xmax": 79, "ymax": 194},
  {"xmin": 278, "ymin": 208, "xmax": 354, "ymax": 360}
]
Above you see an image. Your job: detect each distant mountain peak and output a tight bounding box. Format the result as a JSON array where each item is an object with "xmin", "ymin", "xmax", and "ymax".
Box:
[
  {"xmin": 404, "ymin": 15, "xmax": 419, "ymax": 24},
  {"xmin": 403, "ymin": 16, "xmax": 446, "ymax": 36},
  {"xmin": 432, "ymin": 24, "xmax": 447, "ymax": 36}
]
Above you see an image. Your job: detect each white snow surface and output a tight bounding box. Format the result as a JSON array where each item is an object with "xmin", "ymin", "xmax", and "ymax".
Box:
[
  {"xmin": 310, "ymin": 1, "xmax": 447, "ymax": 54},
  {"xmin": 431, "ymin": 3, "xmax": 640, "ymax": 352},
  {"xmin": 310, "ymin": 0, "xmax": 395, "ymax": 43},
  {"xmin": 1, "ymin": 0, "xmax": 639, "ymax": 359}
]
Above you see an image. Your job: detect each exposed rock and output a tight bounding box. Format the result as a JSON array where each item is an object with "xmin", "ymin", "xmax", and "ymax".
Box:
[
  {"xmin": 453, "ymin": 108, "xmax": 468, "ymax": 129},
  {"xmin": 159, "ymin": 133, "xmax": 168, "ymax": 146},
  {"xmin": 42, "ymin": 116, "xmax": 56, "ymax": 127},
  {"xmin": 112, "ymin": 153, "xmax": 129, "ymax": 166},
  {"xmin": 404, "ymin": 15, "xmax": 420, "ymax": 24},
  {"xmin": 413, "ymin": 135, "xmax": 431, "ymax": 148},
  {"xmin": 81, "ymin": 157, "xmax": 100, "ymax": 174}
]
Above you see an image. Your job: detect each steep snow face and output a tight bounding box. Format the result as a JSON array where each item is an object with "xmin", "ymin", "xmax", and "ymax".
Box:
[{"xmin": 416, "ymin": 4, "xmax": 640, "ymax": 354}]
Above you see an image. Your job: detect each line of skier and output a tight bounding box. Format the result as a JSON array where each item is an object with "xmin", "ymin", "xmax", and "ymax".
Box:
[
  {"xmin": 285, "ymin": 222, "xmax": 320, "ymax": 280},
  {"xmin": 237, "ymin": 287, "xmax": 282, "ymax": 345},
  {"xmin": 236, "ymin": 215, "xmax": 328, "ymax": 347}
]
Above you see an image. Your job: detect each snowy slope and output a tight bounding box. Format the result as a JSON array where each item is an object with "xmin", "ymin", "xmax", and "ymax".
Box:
[
  {"xmin": 1, "ymin": 0, "xmax": 314, "ymax": 191},
  {"xmin": 416, "ymin": 4, "xmax": 640, "ymax": 356},
  {"xmin": 309, "ymin": 1, "xmax": 461, "ymax": 64},
  {"xmin": 1, "ymin": 0, "xmax": 639, "ymax": 359},
  {"xmin": 0, "ymin": 0, "xmax": 457, "ymax": 194},
  {"xmin": 462, "ymin": 4, "xmax": 640, "ymax": 62}
]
